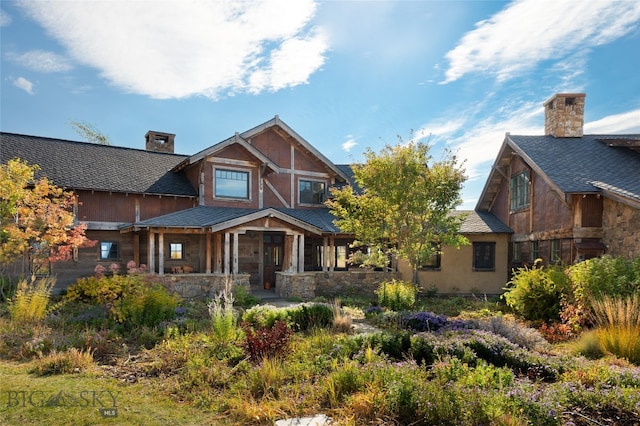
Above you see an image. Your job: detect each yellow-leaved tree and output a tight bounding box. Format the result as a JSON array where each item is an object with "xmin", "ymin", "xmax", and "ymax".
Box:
[{"xmin": 0, "ymin": 158, "xmax": 94, "ymax": 300}]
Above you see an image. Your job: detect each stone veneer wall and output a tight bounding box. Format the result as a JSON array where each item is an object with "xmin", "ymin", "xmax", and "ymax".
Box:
[
  {"xmin": 602, "ymin": 198, "xmax": 640, "ymax": 259},
  {"xmin": 544, "ymin": 93, "xmax": 585, "ymax": 137},
  {"xmin": 277, "ymin": 270, "xmax": 399, "ymax": 300},
  {"xmin": 159, "ymin": 273, "xmax": 250, "ymax": 300}
]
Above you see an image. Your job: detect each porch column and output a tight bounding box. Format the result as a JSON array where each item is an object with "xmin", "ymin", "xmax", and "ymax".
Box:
[
  {"xmin": 323, "ymin": 237, "xmax": 328, "ymax": 272},
  {"xmin": 158, "ymin": 231, "xmax": 165, "ymax": 275},
  {"xmin": 292, "ymin": 234, "xmax": 299, "ymax": 273},
  {"xmin": 298, "ymin": 234, "xmax": 305, "ymax": 272},
  {"xmin": 224, "ymin": 232, "xmax": 230, "ymax": 275},
  {"xmin": 133, "ymin": 234, "xmax": 140, "ymax": 267},
  {"xmin": 205, "ymin": 232, "xmax": 212, "ymax": 274},
  {"xmin": 214, "ymin": 233, "xmax": 222, "ymax": 273},
  {"xmin": 148, "ymin": 232, "xmax": 155, "ymax": 274},
  {"xmin": 329, "ymin": 237, "xmax": 335, "ymax": 272},
  {"xmin": 232, "ymin": 232, "xmax": 239, "ymax": 275}
]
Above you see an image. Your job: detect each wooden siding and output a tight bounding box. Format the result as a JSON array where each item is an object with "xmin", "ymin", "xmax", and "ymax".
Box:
[{"xmin": 77, "ymin": 191, "xmax": 195, "ymax": 223}]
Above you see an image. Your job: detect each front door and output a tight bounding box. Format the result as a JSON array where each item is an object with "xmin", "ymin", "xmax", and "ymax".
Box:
[{"xmin": 263, "ymin": 233, "xmax": 284, "ymax": 288}]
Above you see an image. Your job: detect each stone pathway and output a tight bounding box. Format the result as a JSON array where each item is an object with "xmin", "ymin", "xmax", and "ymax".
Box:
[{"xmin": 275, "ymin": 414, "xmax": 332, "ymax": 426}]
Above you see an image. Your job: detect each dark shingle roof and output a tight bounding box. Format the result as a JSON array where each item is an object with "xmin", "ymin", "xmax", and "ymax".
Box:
[
  {"xmin": 130, "ymin": 206, "xmax": 257, "ymax": 228},
  {"xmin": 509, "ymin": 134, "xmax": 640, "ymax": 201},
  {"xmin": 127, "ymin": 205, "xmax": 341, "ymax": 233},
  {"xmin": 456, "ymin": 210, "xmax": 512, "ymax": 234},
  {"xmin": 275, "ymin": 207, "xmax": 343, "ymax": 233},
  {"xmin": 1, "ymin": 132, "xmax": 197, "ymax": 196},
  {"xmin": 128, "ymin": 205, "xmax": 509, "ymax": 236}
]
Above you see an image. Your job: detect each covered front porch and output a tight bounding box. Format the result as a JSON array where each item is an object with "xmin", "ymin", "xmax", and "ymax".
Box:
[{"xmin": 120, "ymin": 206, "xmax": 356, "ymax": 293}]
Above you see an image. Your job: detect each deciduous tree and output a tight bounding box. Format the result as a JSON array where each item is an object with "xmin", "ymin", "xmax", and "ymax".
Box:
[
  {"xmin": 0, "ymin": 159, "xmax": 93, "ymax": 297},
  {"xmin": 327, "ymin": 139, "xmax": 468, "ymax": 284}
]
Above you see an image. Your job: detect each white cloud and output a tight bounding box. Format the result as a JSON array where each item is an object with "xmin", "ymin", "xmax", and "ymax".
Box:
[
  {"xmin": 585, "ymin": 109, "xmax": 640, "ymax": 134},
  {"xmin": 342, "ymin": 135, "xmax": 357, "ymax": 152},
  {"xmin": 18, "ymin": 0, "xmax": 327, "ymax": 99},
  {"xmin": 8, "ymin": 50, "xmax": 72, "ymax": 72},
  {"xmin": 13, "ymin": 76, "xmax": 34, "ymax": 94},
  {"xmin": 415, "ymin": 118, "xmax": 465, "ymax": 141},
  {"xmin": 442, "ymin": 0, "xmax": 640, "ymax": 83},
  {"xmin": 0, "ymin": 8, "xmax": 11, "ymax": 26}
]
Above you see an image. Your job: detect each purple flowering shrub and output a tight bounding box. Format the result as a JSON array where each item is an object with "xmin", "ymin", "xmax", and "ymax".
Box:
[{"xmin": 403, "ymin": 311, "xmax": 448, "ymax": 332}]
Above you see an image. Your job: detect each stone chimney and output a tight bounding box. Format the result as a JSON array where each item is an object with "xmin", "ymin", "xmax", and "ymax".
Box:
[
  {"xmin": 145, "ymin": 131, "xmax": 175, "ymax": 153},
  {"xmin": 544, "ymin": 93, "xmax": 586, "ymax": 137}
]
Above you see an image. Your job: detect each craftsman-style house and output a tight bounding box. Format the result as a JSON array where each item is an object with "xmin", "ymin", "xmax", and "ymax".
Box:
[
  {"xmin": 2, "ymin": 116, "xmax": 512, "ymax": 297},
  {"xmin": 477, "ymin": 93, "xmax": 640, "ymax": 269}
]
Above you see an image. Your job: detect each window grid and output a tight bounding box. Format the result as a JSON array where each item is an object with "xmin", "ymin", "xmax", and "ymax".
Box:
[
  {"xmin": 214, "ymin": 168, "xmax": 250, "ymax": 199},
  {"xmin": 100, "ymin": 242, "xmax": 119, "ymax": 260},
  {"xmin": 550, "ymin": 240, "xmax": 561, "ymax": 263},
  {"xmin": 530, "ymin": 241, "xmax": 539, "ymax": 262},
  {"xmin": 299, "ymin": 180, "xmax": 326, "ymax": 204},
  {"xmin": 170, "ymin": 243, "xmax": 184, "ymax": 260},
  {"xmin": 510, "ymin": 171, "xmax": 530, "ymax": 211},
  {"xmin": 473, "ymin": 242, "xmax": 495, "ymax": 271}
]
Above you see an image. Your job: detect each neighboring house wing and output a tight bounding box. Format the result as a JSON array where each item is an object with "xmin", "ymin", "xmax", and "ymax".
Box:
[
  {"xmin": 477, "ymin": 93, "xmax": 640, "ymax": 266},
  {"xmin": 1, "ymin": 132, "xmax": 196, "ymax": 197}
]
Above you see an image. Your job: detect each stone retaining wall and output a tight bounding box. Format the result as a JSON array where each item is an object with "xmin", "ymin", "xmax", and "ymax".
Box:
[
  {"xmin": 277, "ymin": 270, "xmax": 399, "ymax": 300},
  {"xmin": 159, "ymin": 273, "xmax": 250, "ymax": 300}
]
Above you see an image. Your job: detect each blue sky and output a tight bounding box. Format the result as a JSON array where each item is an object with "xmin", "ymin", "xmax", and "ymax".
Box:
[{"xmin": 1, "ymin": 0, "xmax": 639, "ymax": 210}]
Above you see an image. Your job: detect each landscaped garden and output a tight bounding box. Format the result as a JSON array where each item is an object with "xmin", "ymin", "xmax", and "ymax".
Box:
[{"xmin": 1, "ymin": 255, "xmax": 639, "ymax": 425}]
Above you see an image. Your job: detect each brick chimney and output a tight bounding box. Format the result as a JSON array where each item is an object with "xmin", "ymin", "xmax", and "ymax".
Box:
[
  {"xmin": 145, "ymin": 131, "xmax": 175, "ymax": 153},
  {"xmin": 543, "ymin": 93, "xmax": 586, "ymax": 137}
]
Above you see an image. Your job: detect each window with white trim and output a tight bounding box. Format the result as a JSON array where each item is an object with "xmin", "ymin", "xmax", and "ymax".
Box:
[{"xmin": 170, "ymin": 243, "xmax": 184, "ymax": 260}]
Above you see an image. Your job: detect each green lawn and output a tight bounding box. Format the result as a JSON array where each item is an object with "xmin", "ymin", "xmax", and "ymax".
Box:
[{"xmin": 0, "ymin": 361, "xmax": 218, "ymax": 425}]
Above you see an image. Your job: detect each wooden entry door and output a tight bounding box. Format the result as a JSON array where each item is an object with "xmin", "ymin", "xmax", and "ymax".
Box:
[{"xmin": 263, "ymin": 233, "xmax": 284, "ymax": 288}]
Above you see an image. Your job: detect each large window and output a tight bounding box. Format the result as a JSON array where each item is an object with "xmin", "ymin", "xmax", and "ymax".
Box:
[
  {"xmin": 473, "ymin": 242, "xmax": 495, "ymax": 271},
  {"xmin": 299, "ymin": 180, "xmax": 326, "ymax": 204},
  {"xmin": 313, "ymin": 241, "xmax": 349, "ymax": 270},
  {"xmin": 510, "ymin": 171, "xmax": 530, "ymax": 211},
  {"xmin": 170, "ymin": 243, "xmax": 184, "ymax": 260},
  {"xmin": 100, "ymin": 242, "xmax": 119, "ymax": 260},
  {"xmin": 215, "ymin": 169, "xmax": 249, "ymax": 199}
]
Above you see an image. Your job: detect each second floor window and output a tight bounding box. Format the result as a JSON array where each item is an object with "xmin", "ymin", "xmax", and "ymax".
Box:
[
  {"xmin": 215, "ymin": 169, "xmax": 249, "ymax": 199},
  {"xmin": 510, "ymin": 171, "xmax": 530, "ymax": 211},
  {"xmin": 299, "ymin": 180, "xmax": 326, "ymax": 204}
]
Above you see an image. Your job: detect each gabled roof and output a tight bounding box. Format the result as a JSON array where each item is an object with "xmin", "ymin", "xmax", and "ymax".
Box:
[
  {"xmin": 176, "ymin": 132, "xmax": 279, "ymax": 173},
  {"xmin": 241, "ymin": 116, "xmax": 350, "ymax": 182},
  {"xmin": 121, "ymin": 205, "xmax": 344, "ymax": 235},
  {"xmin": 0, "ymin": 132, "xmax": 197, "ymax": 197},
  {"xmin": 477, "ymin": 133, "xmax": 640, "ymax": 210}
]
